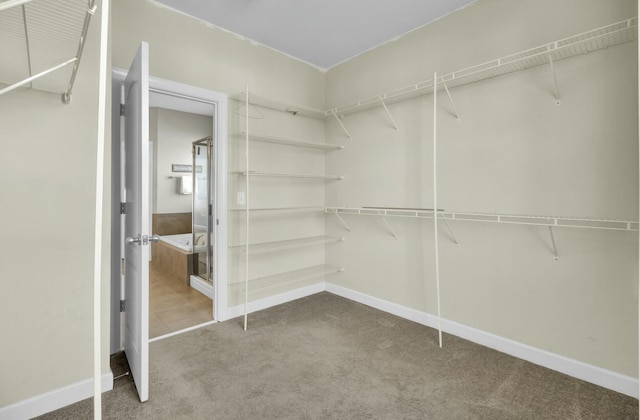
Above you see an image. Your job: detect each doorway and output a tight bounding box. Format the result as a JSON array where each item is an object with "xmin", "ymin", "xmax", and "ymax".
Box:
[
  {"xmin": 148, "ymin": 107, "xmax": 214, "ymax": 339},
  {"xmin": 110, "ymin": 71, "xmax": 229, "ymax": 352}
]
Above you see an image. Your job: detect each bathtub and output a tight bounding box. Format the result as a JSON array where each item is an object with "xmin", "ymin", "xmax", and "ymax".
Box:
[
  {"xmin": 159, "ymin": 233, "xmax": 207, "ymax": 253},
  {"xmin": 153, "ymin": 233, "xmax": 205, "ymax": 285}
]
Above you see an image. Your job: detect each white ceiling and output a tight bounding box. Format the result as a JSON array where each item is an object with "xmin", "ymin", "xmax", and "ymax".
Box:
[{"xmin": 153, "ymin": 0, "xmax": 477, "ymax": 70}]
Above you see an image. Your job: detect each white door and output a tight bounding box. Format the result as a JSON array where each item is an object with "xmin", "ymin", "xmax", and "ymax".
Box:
[{"xmin": 123, "ymin": 42, "xmax": 150, "ymax": 402}]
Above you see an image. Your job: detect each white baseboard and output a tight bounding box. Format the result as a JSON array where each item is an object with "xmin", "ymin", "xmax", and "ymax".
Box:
[
  {"xmin": 325, "ymin": 282, "xmax": 639, "ymax": 398},
  {"xmin": 190, "ymin": 275, "xmax": 214, "ymax": 299},
  {"xmin": 0, "ymin": 372, "xmax": 114, "ymax": 420},
  {"xmin": 227, "ymin": 282, "xmax": 325, "ymax": 320}
]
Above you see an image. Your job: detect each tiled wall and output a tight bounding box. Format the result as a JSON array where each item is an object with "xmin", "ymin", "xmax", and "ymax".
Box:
[{"xmin": 152, "ymin": 212, "xmax": 191, "ymax": 235}]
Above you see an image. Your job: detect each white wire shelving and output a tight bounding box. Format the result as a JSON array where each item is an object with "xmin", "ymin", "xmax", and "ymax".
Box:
[
  {"xmin": 229, "ymin": 264, "xmax": 344, "ymax": 291},
  {"xmin": 231, "ymin": 206, "xmax": 326, "ymax": 215},
  {"xmin": 231, "ymin": 235, "xmax": 344, "ymax": 255},
  {"xmin": 0, "ymin": 0, "xmax": 97, "ymax": 102},
  {"xmin": 232, "ymin": 132, "xmax": 343, "ymax": 151},
  {"xmin": 325, "ymin": 207, "xmax": 639, "ymax": 232},
  {"xmin": 324, "ymin": 18, "xmax": 638, "ymax": 118},
  {"xmin": 232, "ymin": 91, "xmax": 325, "ymax": 120},
  {"xmin": 241, "ymin": 170, "xmax": 344, "ymax": 181}
]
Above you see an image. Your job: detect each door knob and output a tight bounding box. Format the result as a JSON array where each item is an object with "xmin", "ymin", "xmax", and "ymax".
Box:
[
  {"xmin": 126, "ymin": 235, "xmax": 141, "ymax": 246},
  {"xmin": 149, "ymin": 235, "xmax": 160, "ymax": 243}
]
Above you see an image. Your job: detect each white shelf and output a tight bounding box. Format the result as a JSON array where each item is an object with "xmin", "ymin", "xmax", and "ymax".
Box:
[
  {"xmin": 231, "ymin": 206, "xmax": 326, "ymax": 214},
  {"xmin": 231, "ymin": 235, "xmax": 344, "ymax": 255},
  {"xmin": 233, "ymin": 132, "xmax": 343, "ymax": 151},
  {"xmin": 228, "ymin": 264, "xmax": 344, "ymax": 291},
  {"xmin": 242, "ymin": 170, "xmax": 344, "ymax": 181},
  {"xmin": 325, "ymin": 18, "xmax": 638, "ymax": 117},
  {"xmin": 232, "ymin": 91, "xmax": 325, "ymax": 120},
  {"xmin": 325, "ymin": 207, "xmax": 639, "ymax": 232},
  {"xmin": 0, "ymin": 0, "xmax": 97, "ymax": 101}
]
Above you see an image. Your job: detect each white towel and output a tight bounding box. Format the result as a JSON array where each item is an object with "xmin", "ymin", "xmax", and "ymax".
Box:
[{"xmin": 180, "ymin": 175, "xmax": 193, "ymax": 195}]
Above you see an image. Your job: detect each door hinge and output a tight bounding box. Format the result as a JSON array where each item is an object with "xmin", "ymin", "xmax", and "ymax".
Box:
[
  {"xmin": 120, "ymin": 202, "xmax": 126, "ymax": 214},
  {"xmin": 120, "ymin": 300, "xmax": 126, "ymax": 312},
  {"xmin": 120, "ymin": 104, "xmax": 125, "ymax": 116},
  {"xmin": 121, "ymin": 258, "xmax": 125, "ymax": 275}
]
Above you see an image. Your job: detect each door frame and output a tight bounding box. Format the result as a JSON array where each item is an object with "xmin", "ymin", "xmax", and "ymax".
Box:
[{"xmin": 111, "ymin": 70, "xmax": 229, "ymax": 353}]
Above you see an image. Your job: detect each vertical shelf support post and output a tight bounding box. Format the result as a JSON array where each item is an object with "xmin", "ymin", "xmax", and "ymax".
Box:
[
  {"xmin": 380, "ymin": 97, "xmax": 399, "ymax": 132},
  {"xmin": 243, "ymin": 88, "xmax": 250, "ymax": 331},
  {"xmin": 433, "ymin": 72, "xmax": 443, "ymax": 348}
]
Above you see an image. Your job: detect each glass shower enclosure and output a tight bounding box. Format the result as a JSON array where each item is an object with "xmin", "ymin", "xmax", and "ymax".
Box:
[{"xmin": 192, "ymin": 137, "xmax": 215, "ymax": 288}]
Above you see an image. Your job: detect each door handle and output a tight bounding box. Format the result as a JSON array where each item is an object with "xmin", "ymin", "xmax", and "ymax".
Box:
[
  {"xmin": 126, "ymin": 235, "xmax": 141, "ymax": 246},
  {"xmin": 126, "ymin": 234, "xmax": 160, "ymax": 246}
]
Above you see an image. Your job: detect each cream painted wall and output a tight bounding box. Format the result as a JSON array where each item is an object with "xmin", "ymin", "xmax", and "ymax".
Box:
[
  {"xmin": 111, "ymin": 0, "xmax": 328, "ymax": 308},
  {"xmin": 112, "ymin": 0, "xmax": 325, "ymax": 108},
  {"xmin": 325, "ymin": 0, "xmax": 638, "ymax": 377},
  {"xmin": 0, "ymin": 2, "xmax": 111, "ymax": 408},
  {"xmin": 152, "ymin": 108, "xmax": 212, "ymax": 214}
]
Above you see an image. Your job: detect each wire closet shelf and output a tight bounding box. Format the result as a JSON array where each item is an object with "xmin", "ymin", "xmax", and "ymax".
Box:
[
  {"xmin": 0, "ymin": 0, "xmax": 96, "ymax": 102},
  {"xmin": 325, "ymin": 17, "xmax": 638, "ymax": 117},
  {"xmin": 325, "ymin": 207, "xmax": 639, "ymax": 232}
]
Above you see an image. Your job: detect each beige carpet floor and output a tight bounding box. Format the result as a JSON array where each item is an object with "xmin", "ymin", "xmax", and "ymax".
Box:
[{"xmin": 38, "ymin": 292, "xmax": 638, "ymax": 419}]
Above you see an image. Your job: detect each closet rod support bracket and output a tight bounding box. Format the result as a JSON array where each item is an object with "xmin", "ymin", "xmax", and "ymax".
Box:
[
  {"xmin": 548, "ymin": 49, "xmax": 561, "ymax": 106},
  {"xmin": 441, "ymin": 78, "xmax": 461, "ymax": 122},
  {"xmin": 548, "ymin": 226, "xmax": 558, "ymax": 262},
  {"xmin": 334, "ymin": 213, "xmax": 352, "ymax": 232},
  {"xmin": 378, "ymin": 212, "xmax": 397, "ymax": 239},
  {"xmin": 440, "ymin": 216, "xmax": 459, "ymax": 248},
  {"xmin": 380, "ymin": 98, "xmax": 399, "ymax": 132},
  {"xmin": 332, "ymin": 112, "xmax": 352, "ymax": 140}
]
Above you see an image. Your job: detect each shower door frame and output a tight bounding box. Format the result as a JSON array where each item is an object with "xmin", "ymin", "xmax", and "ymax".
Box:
[{"xmin": 192, "ymin": 136, "xmax": 216, "ymax": 286}]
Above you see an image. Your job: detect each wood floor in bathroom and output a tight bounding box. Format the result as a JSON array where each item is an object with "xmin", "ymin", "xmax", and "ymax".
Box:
[{"xmin": 149, "ymin": 262, "xmax": 213, "ymax": 339}]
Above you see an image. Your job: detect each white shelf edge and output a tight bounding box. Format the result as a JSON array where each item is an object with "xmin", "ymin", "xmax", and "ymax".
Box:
[
  {"xmin": 231, "ymin": 91, "xmax": 325, "ymax": 120},
  {"xmin": 241, "ymin": 171, "xmax": 344, "ymax": 180},
  {"xmin": 325, "ymin": 17, "xmax": 638, "ymax": 117},
  {"xmin": 325, "ymin": 207, "xmax": 639, "ymax": 232},
  {"xmin": 230, "ymin": 235, "xmax": 345, "ymax": 254},
  {"xmin": 228, "ymin": 264, "xmax": 344, "ymax": 291},
  {"xmin": 232, "ymin": 132, "xmax": 343, "ymax": 150},
  {"xmin": 230, "ymin": 206, "xmax": 326, "ymax": 214}
]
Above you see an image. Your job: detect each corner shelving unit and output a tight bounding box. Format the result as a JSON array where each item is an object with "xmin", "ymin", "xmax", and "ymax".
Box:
[
  {"xmin": 0, "ymin": 0, "xmax": 97, "ymax": 102},
  {"xmin": 234, "ymin": 88, "xmax": 345, "ymax": 329}
]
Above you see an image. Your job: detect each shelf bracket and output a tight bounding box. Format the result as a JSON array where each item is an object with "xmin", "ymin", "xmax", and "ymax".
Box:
[
  {"xmin": 440, "ymin": 215, "xmax": 460, "ymax": 248},
  {"xmin": 333, "ymin": 213, "xmax": 352, "ymax": 232},
  {"xmin": 377, "ymin": 212, "xmax": 397, "ymax": 239},
  {"xmin": 548, "ymin": 226, "xmax": 558, "ymax": 262},
  {"xmin": 380, "ymin": 97, "xmax": 399, "ymax": 132},
  {"xmin": 441, "ymin": 78, "xmax": 461, "ymax": 122},
  {"xmin": 548, "ymin": 48, "xmax": 561, "ymax": 105},
  {"xmin": 332, "ymin": 112, "xmax": 352, "ymax": 140}
]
